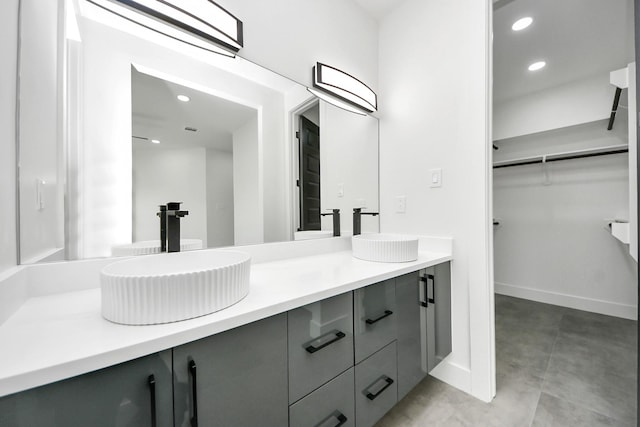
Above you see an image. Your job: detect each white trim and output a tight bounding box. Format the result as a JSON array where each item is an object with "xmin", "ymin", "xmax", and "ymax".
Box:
[
  {"xmin": 429, "ymin": 358, "xmax": 472, "ymax": 395},
  {"xmin": 495, "ymin": 281, "xmax": 638, "ymax": 320}
]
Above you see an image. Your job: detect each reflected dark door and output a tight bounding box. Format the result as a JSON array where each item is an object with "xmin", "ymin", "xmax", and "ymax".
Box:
[{"xmin": 299, "ymin": 116, "xmax": 321, "ymax": 230}]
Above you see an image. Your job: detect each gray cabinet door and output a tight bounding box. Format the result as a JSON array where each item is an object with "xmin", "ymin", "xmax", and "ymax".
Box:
[
  {"xmin": 395, "ymin": 271, "xmax": 427, "ymax": 400},
  {"xmin": 354, "ymin": 279, "xmax": 397, "ymax": 364},
  {"xmin": 0, "ymin": 351, "xmax": 173, "ymax": 427},
  {"xmin": 289, "ymin": 367, "xmax": 355, "ymax": 427},
  {"xmin": 288, "ymin": 292, "xmax": 354, "ymax": 404},
  {"xmin": 354, "ymin": 342, "xmax": 398, "ymax": 427},
  {"xmin": 426, "ymin": 262, "xmax": 453, "ymax": 372},
  {"xmin": 173, "ymin": 313, "xmax": 288, "ymax": 427}
]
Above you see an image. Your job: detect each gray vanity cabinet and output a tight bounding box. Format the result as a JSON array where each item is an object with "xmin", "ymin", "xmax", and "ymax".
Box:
[
  {"xmin": 288, "ymin": 292, "xmax": 354, "ymax": 404},
  {"xmin": 0, "ymin": 351, "xmax": 173, "ymax": 427},
  {"xmin": 172, "ymin": 313, "xmax": 288, "ymax": 427},
  {"xmin": 354, "ymin": 342, "xmax": 398, "ymax": 427},
  {"xmin": 289, "ymin": 368, "xmax": 355, "ymax": 427},
  {"xmin": 426, "ymin": 262, "xmax": 452, "ymax": 372},
  {"xmin": 395, "ymin": 271, "xmax": 427, "ymax": 400},
  {"xmin": 354, "ymin": 279, "xmax": 397, "ymax": 364}
]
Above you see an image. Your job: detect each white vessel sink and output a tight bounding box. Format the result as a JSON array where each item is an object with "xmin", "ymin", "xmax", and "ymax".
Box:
[
  {"xmin": 352, "ymin": 233, "xmax": 419, "ymax": 262},
  {"xmin": 111, "ymin": 239, "xmax": 203, "ymax": 257},
  {"xmin": 101, "ymin": 250, "xmax": 251, "ymax": 325}
]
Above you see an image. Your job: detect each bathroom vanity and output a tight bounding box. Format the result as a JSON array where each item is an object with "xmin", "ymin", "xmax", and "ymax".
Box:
[{"xmin": 0, "ymin": 237, "xmax": 452, "ymax": 426}]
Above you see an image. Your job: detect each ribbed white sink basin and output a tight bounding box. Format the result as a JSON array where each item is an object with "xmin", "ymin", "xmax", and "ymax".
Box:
[
  {"xmin": 111, "ymin": 239, "xmax": 203, "ymax": 257},
  {"xmin": 352, "ymin": 233, "xmax": 419, "ymax": 262},
  {"xmin": 101, "ymin": 250, "xmax": 250, "ymax": 325}
]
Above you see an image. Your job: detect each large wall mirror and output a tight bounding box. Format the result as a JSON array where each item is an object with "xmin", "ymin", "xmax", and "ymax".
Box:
[{"xmin": 17, "ymin": 0, "xmax": 380, "ymax": 264}]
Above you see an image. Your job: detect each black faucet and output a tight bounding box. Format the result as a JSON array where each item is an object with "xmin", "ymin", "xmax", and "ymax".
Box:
[
  {"xmin": 166, "ymin": 202, "xmax": 189, "ymax": 253},
  {"xmin": 157, "ymin": 205, "xmax": 168, "ymax": 252},
  {"xmin": 353, "ymin": 208, "xmax": 378, "ymax": 235},
  {"xmin": 320, "ymin": 209, "xmax": 341, "ymax": 237}
]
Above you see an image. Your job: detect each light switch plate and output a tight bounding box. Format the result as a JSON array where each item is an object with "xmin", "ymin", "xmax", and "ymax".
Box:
[
  {"xmin": 429, "ymin": 168, "xmax": 442, "ymax": 188},
  {"xmin": 337, "ymin": 183, "xmax": 344, "ymax": 197},
  {"xmin": 396, "ymin": 196, "xmax": 406, "ymax": 213}
]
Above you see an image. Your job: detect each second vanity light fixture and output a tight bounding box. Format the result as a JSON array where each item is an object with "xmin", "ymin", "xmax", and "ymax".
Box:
[
  {"xmin": 86, "ymin": 0, "xmax": 243, "ymax": 56},
  {"xmin": 308, "ymin": 62, "xmax": 377, "ymax": 115}
]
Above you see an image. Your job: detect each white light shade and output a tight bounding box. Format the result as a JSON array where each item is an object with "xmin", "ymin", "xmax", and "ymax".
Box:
[
  {"xmin": 512, "ymin": 17, "xmax": 533, "ymax": 31},
  {"xmin": 311, "ymin": 62, "xmax": 377, "ymax": 114},
  {"xmin": 86, "ymin": 0, "xmax": 243, "ymax": 56},
  {"xmin": 528, "ymin": 61, "xmax": 546, "ymax": 71},
  {"xmin": 177, "ymin": 94, "xmax": 190, "ymax": 102}
]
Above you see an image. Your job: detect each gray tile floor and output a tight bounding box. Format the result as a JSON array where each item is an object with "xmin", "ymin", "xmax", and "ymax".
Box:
[{"xmin": 376, "ymin": 294, "xmax": 638, "ymax": 426}]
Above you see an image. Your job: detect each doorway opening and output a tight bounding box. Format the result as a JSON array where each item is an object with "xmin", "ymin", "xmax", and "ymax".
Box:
[{"xmin": 293, "ymin": 101, "xmax": 321, "ymax": 232}]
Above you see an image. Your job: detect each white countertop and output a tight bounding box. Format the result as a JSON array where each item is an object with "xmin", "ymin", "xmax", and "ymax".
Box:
[{"xmin": 0, "ymin": 245, "xmax": 451, "ymax": 398}]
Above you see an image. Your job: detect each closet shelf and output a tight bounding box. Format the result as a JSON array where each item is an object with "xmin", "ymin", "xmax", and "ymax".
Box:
[{"xmin": 493, "ymin": 144, "xmax": 629, "ymax": 169}]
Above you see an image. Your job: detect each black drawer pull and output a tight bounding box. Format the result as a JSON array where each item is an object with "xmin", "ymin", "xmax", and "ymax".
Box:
[
  {"xmin": 315, "ymin": 411, "xmax": 348, "ymax": 427},
  {"xmin": 365, "ymin": 310, "xmax": 393, "ymax": 325},
  {"xmin": 148, "ymin": 375, "xmax": 157, "ymax": 427},
  {"xmin": 189, "ymin": 360, "xmax": 199, "ymax": 427},
  {"xmin": 305, "ymin": 331, "xmax": 346, "ymax": 354},
  {"xmin": 365, "ymin": 376, "xmax": 394, "ymax": 400}
]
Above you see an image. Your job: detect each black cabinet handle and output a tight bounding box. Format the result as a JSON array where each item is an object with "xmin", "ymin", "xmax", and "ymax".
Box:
[
  {"xmin": 331, "ymin": 412, "xmax": 348, "ymax": 427},
  {"xmin": 189, "ymin": 360, "xmax": 199, "ymax": 427},
  {"xmin": 148, "ymin": 375, "xmax": 157, "ymax": 427},
  {"xmin": 420, "ymin": 274, "xmax": 435, "ymax": 306},
  {"xmin": 428, "ymin": 274, "xmax": 435, "ymax": 304},
  {"xmin": 305, "ymin": 331, "xmax": 346, "ymax": 354},
  {"xmin": 365, "ymin": 376, "xmax": 394, "ymax": 400},
  {"xmin": 365, "ymin": 310, "xmax": 393, "ymax": 325}
]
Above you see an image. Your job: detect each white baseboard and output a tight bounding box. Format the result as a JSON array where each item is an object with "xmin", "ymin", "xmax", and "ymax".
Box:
[
  {"xmin": 495, "ymin": 281, "xmax": 637, "ymax": 320},
  {"xmin": 429, "ymin": 358, "xmax": 472, "ymax": 396}
]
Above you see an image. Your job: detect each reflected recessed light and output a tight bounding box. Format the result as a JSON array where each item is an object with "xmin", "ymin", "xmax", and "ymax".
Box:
[
  {"xmin": 151, "ymin": 139, "xmax": 161, "ymax": 144},
  {"xmin": 177, "ymin": 94, "xmax": 190, "ymax": 102},
  {"xmin": 512, "ymin": 17, "xmax": 533, "ymax": 31},
  {"xmin": 528, "ymin": 61, "xmax": 546, "ymax": 71}
]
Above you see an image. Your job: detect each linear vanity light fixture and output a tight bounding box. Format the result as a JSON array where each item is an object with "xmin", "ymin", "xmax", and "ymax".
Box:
[
  {"xmin": 308, "ymin": 62, "xmax": 377, "ymax": 115},
  {"xmin": 86, "ymin": 0, "xmax": 243, "ymax": 57}
]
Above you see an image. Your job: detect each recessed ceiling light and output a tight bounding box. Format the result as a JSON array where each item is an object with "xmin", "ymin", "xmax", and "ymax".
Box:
[
  {"xmin": 528, "ymin": 61, "xmax": 546, "ymax": 71},
  {"xmin": 177, "ymin": 95, "xmax": 190, "ymax": 102},
  {"xmin": 151, "ymin": 139, "xmax": 161, "ymax": 144},
  {"xmin": 512, "ymin": 17, "xmax": 533, "ymax": 31}
]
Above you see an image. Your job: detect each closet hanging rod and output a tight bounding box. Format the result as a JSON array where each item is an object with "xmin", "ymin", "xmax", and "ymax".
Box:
[{"xmin": 493, "ymin": 144, "xmax": 628, "ymax": 169}]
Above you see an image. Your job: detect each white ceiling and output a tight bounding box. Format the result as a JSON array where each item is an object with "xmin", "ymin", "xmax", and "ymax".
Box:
[
  {"xmin": 493, "ymin": 0, "xmax": 634, "ymax": 103},
  {"xmin": 131, "ymin": 68, "xmax": 257, "ymax": 153}
]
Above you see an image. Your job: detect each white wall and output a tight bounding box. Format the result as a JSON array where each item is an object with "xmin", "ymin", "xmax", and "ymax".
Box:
[
  {"xmin": 0, "ymin": 0, "xmax": 19, "ymax": 273},
  {"xmin": 378, "ymin": 0, "xmax": 494, "ymax": 402},
  {"xmin": 494, "ymin": 73, "xmax": 616, "ymax": 141},
  {"xmin": 320, "ymin": 102, "xmax": 380, "ymax": 234},
  {"xmin": 18, "ymin": 0, "xmax": 64, "ymax": 263},
  {"xmin": 206, "ymin": 149, "xmax": 235, "ymax": 247},
  {"xmin": 132, "ymin": 147, "xmax": 207, "ymax": 246},
  {"xmin": 494, "ymin": 120, "xmax": 638, "ymax": 319},
  {"xmin": 229, "ymin": 0, "xmax": 378, "ymax": 92},
  {"xmin": 233, "ymin": 117, "xmax": 263, "ymax": 245}
]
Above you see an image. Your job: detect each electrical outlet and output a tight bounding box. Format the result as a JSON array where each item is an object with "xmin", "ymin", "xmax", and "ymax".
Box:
[
  {"xmin": 396, "ymin": 196, "xmax": 406, "ymax": 213},
  {"xmin": 429, "ymin": 168, "xmax": 442, "ymax": 188},
  {"xmin": 337, "ymin": 183, "xmax": 344, "ymax": 197}
]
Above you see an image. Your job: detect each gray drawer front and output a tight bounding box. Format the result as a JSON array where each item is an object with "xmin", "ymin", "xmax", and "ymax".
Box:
[
  {"xmin": 288, "ymin": 292, "xmax": 354, "ymax": 403},
  {"xmin": 289, "ymin": 368, "xmax": 355, "ymax": 427},
  {"xmin": 354, "ymin": 279, "xmax": 397, "ymax": 363},
  {"xmin": 355, "ymin": 342, "xmax": 398, "ymax": 427}
]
